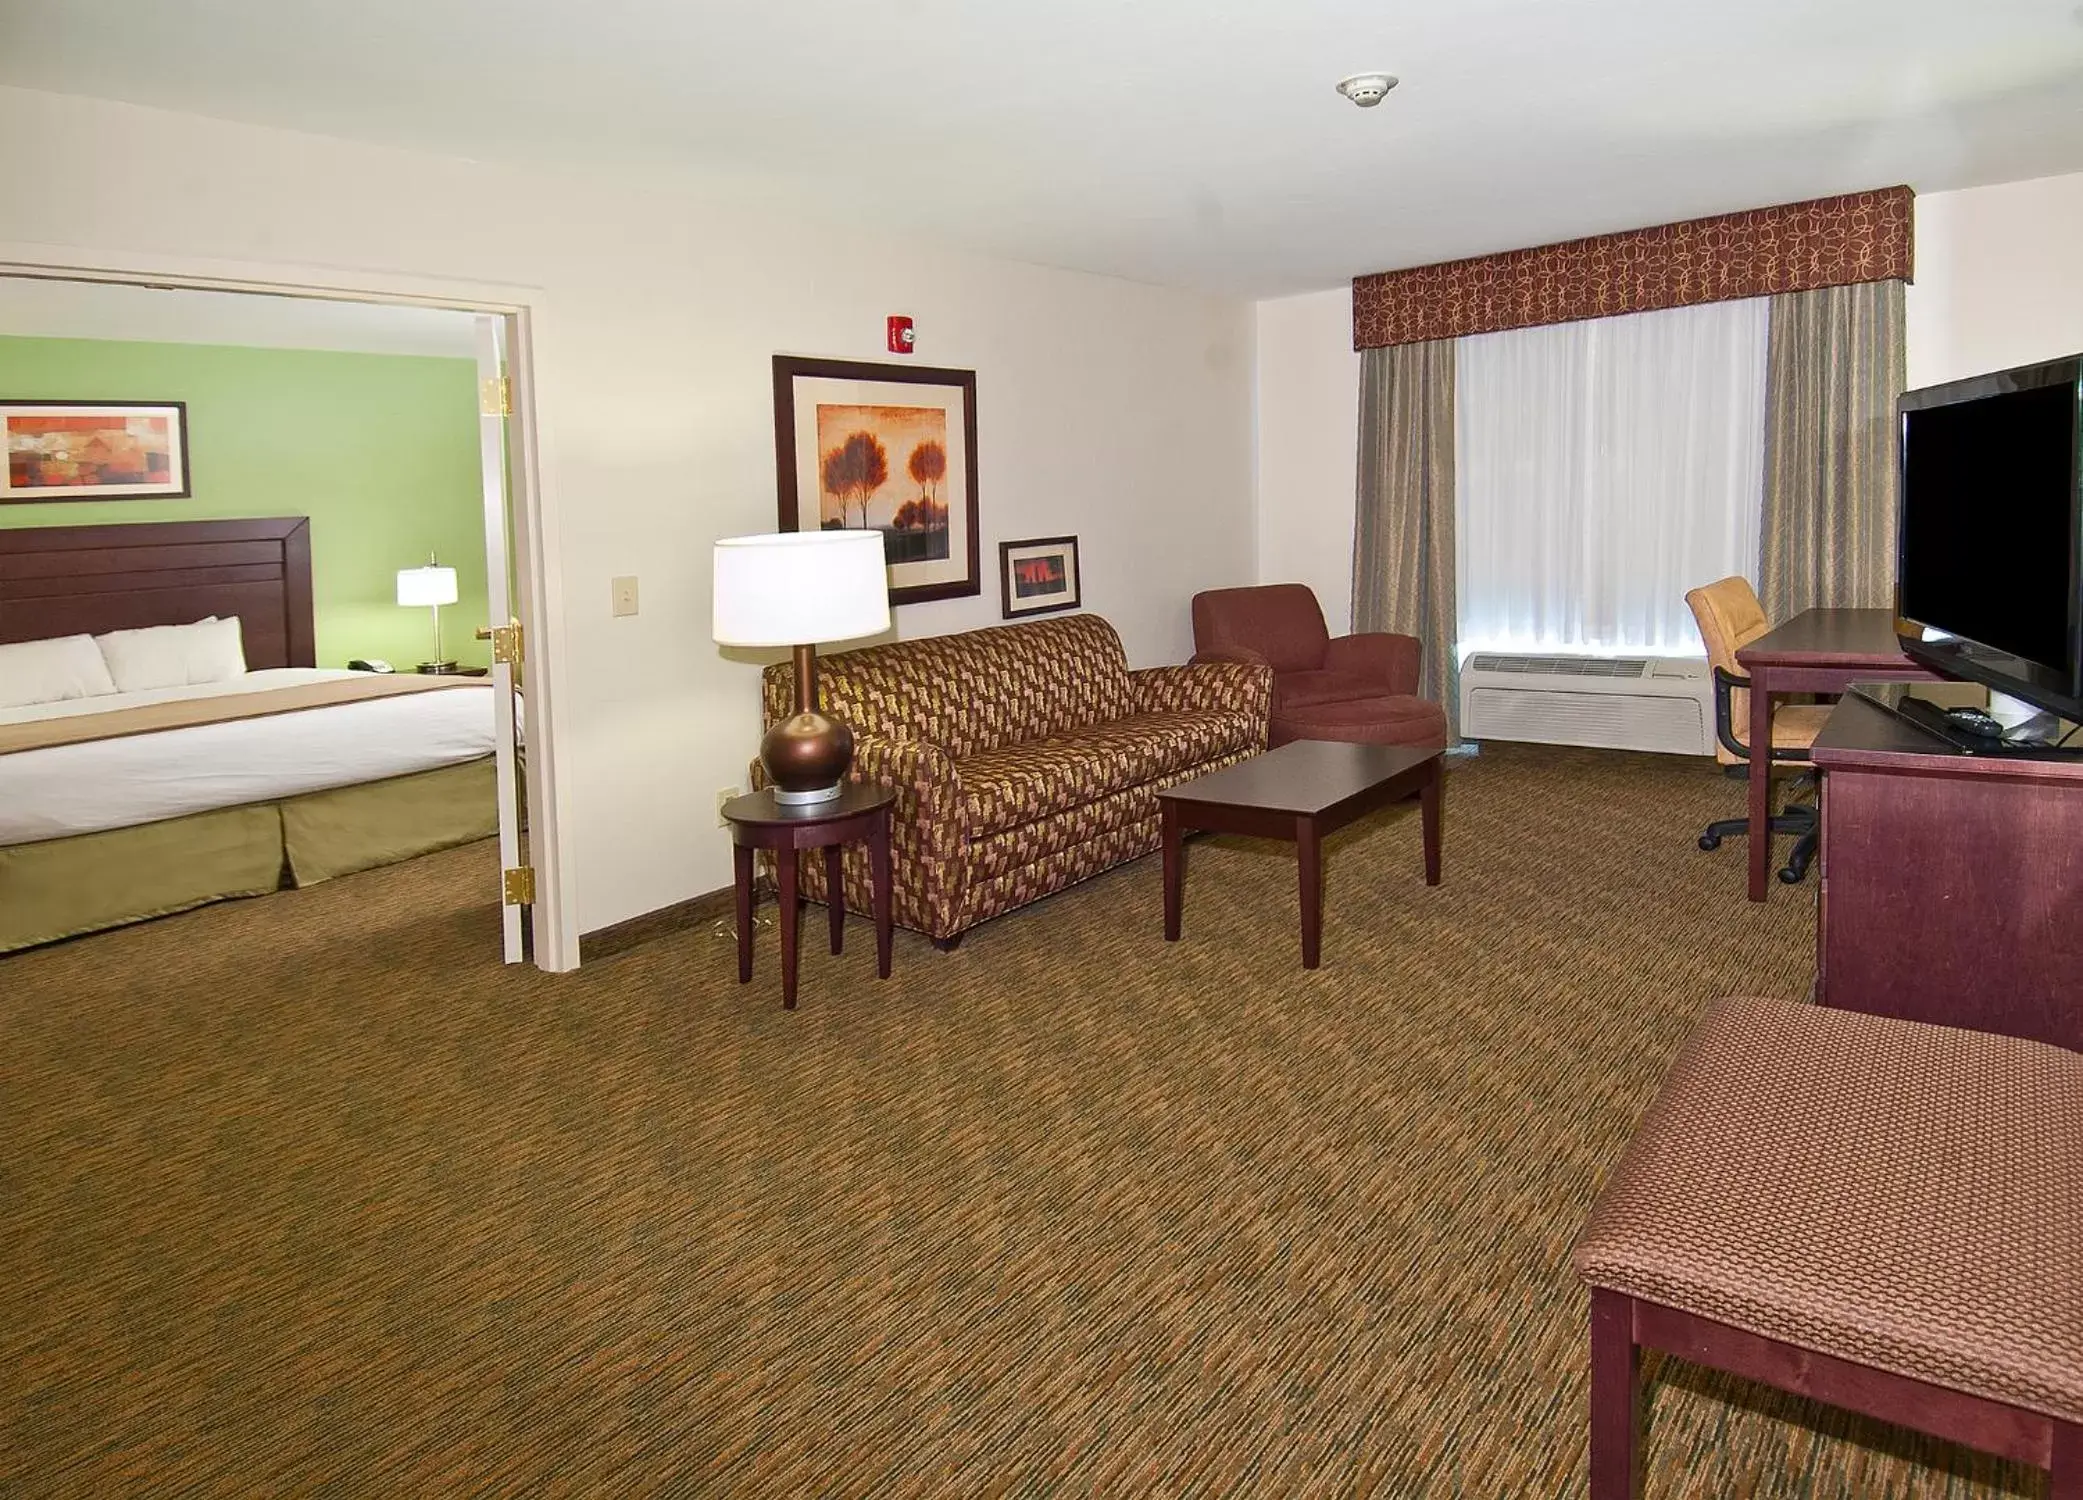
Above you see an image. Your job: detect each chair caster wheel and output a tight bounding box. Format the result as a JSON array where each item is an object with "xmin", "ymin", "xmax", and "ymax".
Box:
[
  {"xmin": 1698, "ymin": 834, "xmax": 1721, "ymax": 851},
  {"xmin": 1778, "ymin": 866, "xmax": 1806, "ymax": 885}
]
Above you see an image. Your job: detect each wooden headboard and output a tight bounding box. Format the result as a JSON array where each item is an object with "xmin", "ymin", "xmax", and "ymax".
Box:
[{"xmin": 0, "ymin": 517, "xmax": 315, "ymax": 668}]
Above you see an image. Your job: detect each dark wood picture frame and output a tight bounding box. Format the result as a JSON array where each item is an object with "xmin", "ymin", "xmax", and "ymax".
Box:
[
  {"xmin": 772, "ymin": 355, "xmax": 980, "ymax": 606},
  {"xmin": 1, "ymin": 400, "xmax": 192, "ymax": 502},
  {"xmin": 999, "ymin": 535, "xmax": 1081, "ymax": 620}
]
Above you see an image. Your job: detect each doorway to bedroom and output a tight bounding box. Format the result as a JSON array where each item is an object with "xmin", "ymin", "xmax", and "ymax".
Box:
[{"xmin": 0, "ymin": 272, "xmax": 555, "ymax": 968}]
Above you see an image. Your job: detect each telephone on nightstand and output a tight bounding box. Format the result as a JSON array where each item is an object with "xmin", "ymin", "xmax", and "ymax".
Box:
[{"xmin": 347, "ymin": 658, "xmax": 395, "ymax": 673}]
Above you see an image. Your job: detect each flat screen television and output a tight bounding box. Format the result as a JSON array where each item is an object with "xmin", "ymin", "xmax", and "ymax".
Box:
[{"xmin": 1896, "ymin": 354, "xmax": 2083, "ymax": 723}]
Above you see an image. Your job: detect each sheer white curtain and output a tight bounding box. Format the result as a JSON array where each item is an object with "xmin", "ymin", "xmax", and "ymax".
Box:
[{"xmin": 1454, "ymin": 297, "xmax": 1770, "ymax": 656}]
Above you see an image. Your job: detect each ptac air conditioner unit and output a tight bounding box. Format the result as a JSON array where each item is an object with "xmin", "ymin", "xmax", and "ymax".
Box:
[{"xmin": 1459, "ymin": 653, "xmax": 1714, "ymax": 755}]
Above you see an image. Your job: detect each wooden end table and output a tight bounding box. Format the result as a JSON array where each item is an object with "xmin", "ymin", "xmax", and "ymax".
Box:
[
  {"xmin": 1158, "ymin": 740, "xmax": 1443, "ymax": 969},
  {"xmin": 723, "ymin": 783, "xmax": 894, "ymax": 1010}
]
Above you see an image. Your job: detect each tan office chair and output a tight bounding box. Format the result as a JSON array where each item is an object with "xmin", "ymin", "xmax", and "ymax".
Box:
[{"xmin": 1685, "ymin": 577, "xmax": 1831, "ymax": 884}]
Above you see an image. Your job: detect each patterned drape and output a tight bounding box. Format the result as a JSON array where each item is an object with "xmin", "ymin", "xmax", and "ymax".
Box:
[
  {"xmin": 1352, "ymin": 339, "xmax": 1459, "ymax": 740},
  {"xmin": 1353, "ymin": 187, "xmax": 1912, "ymax": 351},
  {"xmin": 1758, "ymin": 280, "xmax": 1907, "ymax": 619}
]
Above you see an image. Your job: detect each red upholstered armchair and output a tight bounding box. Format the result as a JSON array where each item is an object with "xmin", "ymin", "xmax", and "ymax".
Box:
[{"xmin": 1190, "ymin": 584, "xmax": 1448, "ymax": 749}]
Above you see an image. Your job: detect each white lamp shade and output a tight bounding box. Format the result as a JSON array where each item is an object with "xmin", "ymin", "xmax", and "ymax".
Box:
[
  {"xmin": 713, "ymin": 531, "xmax": 890, "ymax": 647},
  {"xmin": 396, "ymin": 565, "xmax": 459, "ymax": 608}
]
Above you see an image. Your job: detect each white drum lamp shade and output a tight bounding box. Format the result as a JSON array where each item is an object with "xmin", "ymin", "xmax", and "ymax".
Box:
[
  {"xmin": 396, "ymin": 565, "xmax": 459, "ymax": 609},
  {"xmin": 397, "ymin": 563, "xmax": 460, "ymax": 672},
  {"xmin": 712, "ymin": 531, "xmax": 889, "ymax": 647},
  {"xmin": 714, "ymin": 531, "xmax": 890, "ymax": 806}
]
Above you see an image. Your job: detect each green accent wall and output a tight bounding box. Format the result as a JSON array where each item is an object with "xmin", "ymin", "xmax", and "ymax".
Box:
[{"xmin": 0, "ymin": 335, "xmax": 487, "ymax": 670}]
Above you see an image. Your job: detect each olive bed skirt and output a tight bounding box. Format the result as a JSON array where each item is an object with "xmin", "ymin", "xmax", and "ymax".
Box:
[{"xmin": 0, "ymin": 758, "xmax": 497, "ymax": 954}]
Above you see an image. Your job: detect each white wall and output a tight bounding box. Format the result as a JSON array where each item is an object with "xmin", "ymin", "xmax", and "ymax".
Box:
[
  {"xmin": 0, "ymin": 276, "xmax": 479, "ymax": 356},
  {"xmin": 1253, "ymin": 170, "xmax": 2083, "ymax": 640},
  {"xmin": 1253, "ymin": 287, "xmax": 1359, "ymax": 635},
  {"xmin": 1906, "ymin": 172, "xmax": 2083, "ymax": 388},
  {"xmin": 0, "ymin": 86, "xmax": 1257, "ymax": 933}
]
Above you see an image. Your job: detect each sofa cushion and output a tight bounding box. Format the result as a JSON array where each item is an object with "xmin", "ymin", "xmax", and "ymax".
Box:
[
  {"xmin": 959, "ymin": 709, "xmax": 1260, "ymax": 836},
  {"xmin": 1272, "ymin": 695, "xmax": 1448, "ymax": 749},
  {"xmin": 965, "ymin": 744, "xmax": 1256, "ymax": 889},
  {"xmin": 1275, "ymin": 668, "xmax": 1385, "ymax": 711},
  {"xmin": 763, "ymin": 614, "xmax": 1136, "ymax": 758}
]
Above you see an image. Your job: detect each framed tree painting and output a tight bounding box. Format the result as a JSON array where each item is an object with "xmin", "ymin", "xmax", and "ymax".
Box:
[
  {"xmin": 999, "ymin": 535, "xmax": 1081, "ymax": 619},
  {"xmin": 1, "ymin": 401, "xmax": 191, "ymax": 501},
  {"xmin": 773, "ymin": 356, "xmax": 979, "ymax": 605}
]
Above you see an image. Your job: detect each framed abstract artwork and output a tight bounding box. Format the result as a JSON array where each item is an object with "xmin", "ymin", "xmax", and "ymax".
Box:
[
  {"xmin": 773, "ymin": 356, "xmax": 979, "ymax": 606},
  {"xmin": 1, "ymin": 401, "xmax": 191, "ymax": 502},
  {"xmin": 999, "ymin": 535, "xmax": 1081, "ymax": 620}
]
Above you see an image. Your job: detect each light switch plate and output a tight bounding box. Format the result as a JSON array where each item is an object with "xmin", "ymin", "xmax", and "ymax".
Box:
[{"xmin": 611, "ymin": 576, "xmax": 639, "ymax": 617}]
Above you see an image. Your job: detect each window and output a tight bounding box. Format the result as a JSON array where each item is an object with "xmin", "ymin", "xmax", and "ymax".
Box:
[{"xmin": 1454, "ymin": 297, "xmax": 1770, "ymax": 656}]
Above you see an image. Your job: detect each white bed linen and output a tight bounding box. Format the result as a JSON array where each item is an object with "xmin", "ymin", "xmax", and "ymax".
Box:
[{"xmin": 0, "ymin": 669, "xmax": 497, "ymax": 845}]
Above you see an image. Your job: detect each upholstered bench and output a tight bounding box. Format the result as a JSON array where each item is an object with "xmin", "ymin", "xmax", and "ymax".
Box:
[{"xmin": 1572, "ymin": 997, "xmax": 2082, "ymax": 1498}]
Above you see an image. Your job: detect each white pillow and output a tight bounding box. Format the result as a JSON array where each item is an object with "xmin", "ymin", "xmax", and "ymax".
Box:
[
  {"xmin": 94, "ymin": 616, "xmax": 248, "ymax": 693},
  {"xmin": 0, "ymin": 633, "xmax": 120, "ymax": 709}
]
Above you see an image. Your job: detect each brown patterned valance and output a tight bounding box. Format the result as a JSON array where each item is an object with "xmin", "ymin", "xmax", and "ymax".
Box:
[{"xmin": 1352, "ymin": 186, "xmax": 1913, "ymax": 351}]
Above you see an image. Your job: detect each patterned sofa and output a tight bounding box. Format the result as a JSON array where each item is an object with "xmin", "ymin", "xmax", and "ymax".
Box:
[{"xmin": 757, "ymin": 613, "xmax": 1271, "ymax": 945}]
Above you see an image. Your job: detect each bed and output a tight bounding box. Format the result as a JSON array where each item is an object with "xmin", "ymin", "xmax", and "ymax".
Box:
[{"xmin": 0, "ymin": 518, "xmax": 499, "ymax": 953}]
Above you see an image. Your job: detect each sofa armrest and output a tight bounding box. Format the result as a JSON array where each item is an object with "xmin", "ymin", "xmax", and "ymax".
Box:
[
  {"xmin": 849, "ymin": 734, "xmax": 963, "ymax": 836},
  {"xmin": 1131, "ymin": 661, "xmax": 1275, "ymax": 727},
  {"xmin": 747, "ymin": 734, "xmax": 962, "ymax": 817},
  {"xmin": 1188, "ymin": 644, "xmax": 1271, "ymax": 670},
  {"xmin": 749, "ymin": 732, "xmax": 971, "ymax": 937},
  {"xmin": 1324, "ymin": 631, "xmax": 1422, "ymax": 695},
  {"xmin": 852, "ymin": 733, "xmax": 972, "ymax": 938}
]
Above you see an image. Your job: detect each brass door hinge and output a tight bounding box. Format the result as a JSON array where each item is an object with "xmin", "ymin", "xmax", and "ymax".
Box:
[
  {"xmin": 503, "ymin": 865, "xmax": 536, "ymax": 905},
  {"xmin": 488, "ymin": 623, "xmax": 523, "ymax": 666},
  {"xmin": 480, "ymin": 374, "xmax": 511, "ymax": 416}
]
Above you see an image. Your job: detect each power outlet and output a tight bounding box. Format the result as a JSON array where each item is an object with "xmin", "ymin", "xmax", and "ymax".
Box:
[
  {"xmin": 715, "ymin": 786, "xmax": 738, "ymax": 827},
  {"xmin": 611, "ymin": 575, "xmax": 639, "ymax": 617}
]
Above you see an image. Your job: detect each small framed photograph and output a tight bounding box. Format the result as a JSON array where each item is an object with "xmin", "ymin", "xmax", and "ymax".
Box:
[
  {"xmin": 999, "ymin": 535, "xmax": 1081, "ymax": 619},
  {"xmin": 773, "ymin": 356, "xmax": 980, "ymax": 607},
  {"xmin": 2, "ymin": 401, "xmax": 191, "ymax": 501}
]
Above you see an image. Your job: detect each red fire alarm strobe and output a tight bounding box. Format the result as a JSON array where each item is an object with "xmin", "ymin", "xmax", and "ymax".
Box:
[{"xmin": 887, "ymin": 315, "xmax": 915, "ymax": 354}]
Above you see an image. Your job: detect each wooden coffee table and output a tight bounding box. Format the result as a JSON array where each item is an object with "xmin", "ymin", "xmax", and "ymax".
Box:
[{"xmin": 1158, "ymin": 740, "xmax": 1443, "ymax": 969}]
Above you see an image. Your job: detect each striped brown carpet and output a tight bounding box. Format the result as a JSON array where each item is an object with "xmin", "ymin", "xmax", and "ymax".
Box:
[{"xmin": 0, "ymin": 745, "xmax": 2040, "ymax": 1497}]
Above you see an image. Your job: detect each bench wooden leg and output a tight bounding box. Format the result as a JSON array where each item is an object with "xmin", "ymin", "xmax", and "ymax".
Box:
[
  {"xmin": 2055, "ymin": 1420, "xmax": 2083, "ymax": 1500},
  {"xmin": 1610, "ymin": 1293, "xmax": 2069, "ymax": 1495},
  {"xmin": 1590, "ymin": 1289, "xmax": 1641, "ymax": 1500}
]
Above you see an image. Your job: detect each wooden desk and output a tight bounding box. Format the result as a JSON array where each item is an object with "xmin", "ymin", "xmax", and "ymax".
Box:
[
  {"xmin": 1811, "ymin": 693, "xmax": 2083, "ymax": 1053},
  {"xmin": 1733, "ymin": 608, "xmax": 1937, "ymax": 901}
]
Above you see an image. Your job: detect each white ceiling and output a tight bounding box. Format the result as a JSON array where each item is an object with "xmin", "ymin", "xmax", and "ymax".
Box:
[
  {"xmin": 4, "ymin": 0, "xmax": 2081, "ymax": 296},
  {"xmin": 0, "ymin": 278, "xmax": 480, "ymax": 358}
]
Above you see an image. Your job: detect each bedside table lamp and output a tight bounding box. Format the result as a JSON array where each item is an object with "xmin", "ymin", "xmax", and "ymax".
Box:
[
  {"xmin": 396, "ymin": 556, "xmax": 460, "ymax": 674},
  {"xmin": 714, "ymin": 531, "xmax": 890, "ymax": 805}
]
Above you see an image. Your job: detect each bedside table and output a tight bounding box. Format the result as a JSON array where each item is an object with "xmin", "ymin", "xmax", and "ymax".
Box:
[{"xmin": 723, "ymin": 783, "xmax": 894, "ymax": 1011}]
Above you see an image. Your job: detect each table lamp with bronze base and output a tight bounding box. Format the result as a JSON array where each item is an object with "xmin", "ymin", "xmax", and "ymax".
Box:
[
  {"xmin": 763, "ymin": 642, "xmax": 856, "ymax": 805},
  {"xmin": 396, "ymin": 555, "xmax": 460, "ymax": 675},
  {"xmin": 714, "ymin": 530, "xmax": 891, "ymax": 805}
]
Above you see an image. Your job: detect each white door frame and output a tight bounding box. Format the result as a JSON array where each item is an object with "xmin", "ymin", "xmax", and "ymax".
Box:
[
  {"xmin": 472, "ymin": 314, "xmax": 527, "ymax": 965},
  {"xmin": 0, "ymin": 239, "xmax": 580, "ymax": 972}
]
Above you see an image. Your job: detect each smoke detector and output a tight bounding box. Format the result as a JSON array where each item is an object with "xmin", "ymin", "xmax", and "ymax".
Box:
[{"xmin": 1335, "ymin": 72, "xmax": 1399, "ymax": 108}]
